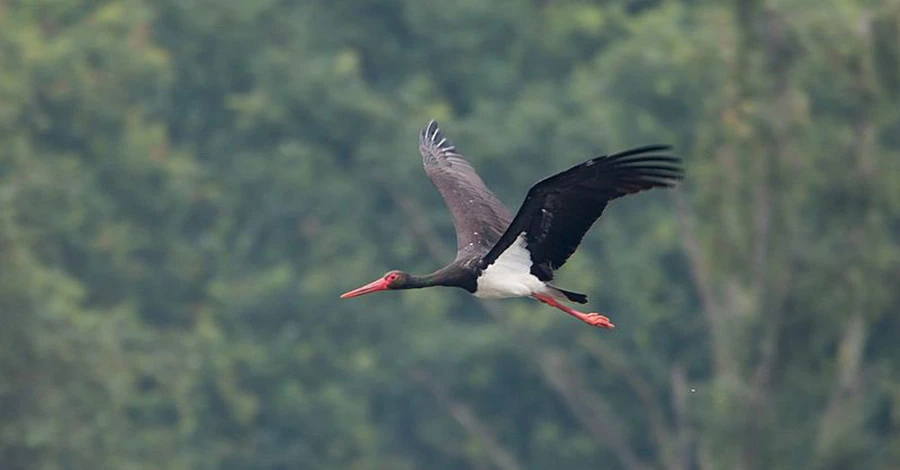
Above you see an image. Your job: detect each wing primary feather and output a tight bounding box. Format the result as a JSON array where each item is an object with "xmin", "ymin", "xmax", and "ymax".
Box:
[
  {"xmin": 479, "ymin": 144, "xmax": 684, "ymax": 279},
  {"xmin": 418, "ymin": 120, "xmax": 513, "ymax": 254}
]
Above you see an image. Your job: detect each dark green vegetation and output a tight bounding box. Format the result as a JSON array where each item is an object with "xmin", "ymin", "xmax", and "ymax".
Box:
[{"xmin": 1, "ymin": 0, "xmax": 899, "ymax": 469}]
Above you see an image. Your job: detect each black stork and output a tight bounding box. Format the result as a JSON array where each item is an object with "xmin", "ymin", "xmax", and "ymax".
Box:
[{"xmin": 341, "ymin": 120, "xmax": 683, "ymax": 329}]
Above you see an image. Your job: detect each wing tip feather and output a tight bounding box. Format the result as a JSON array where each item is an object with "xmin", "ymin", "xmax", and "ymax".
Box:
[
  {"xmin": 608, "ymin": 144, "xmax": 684, "ymax": 184},
  {"xmin": 419, "ymin": 119, "xmax": 458, "ymax": 158}
]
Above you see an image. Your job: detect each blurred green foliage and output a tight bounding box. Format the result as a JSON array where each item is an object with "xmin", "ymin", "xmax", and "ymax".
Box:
[{"xmin": 0, "ymin": 0, "xmax": 898, "ymax": 469}]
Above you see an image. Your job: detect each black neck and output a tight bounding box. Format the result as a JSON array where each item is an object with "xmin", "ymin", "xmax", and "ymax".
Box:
[{"xmin": 404, "ymin": 265, "xmax": 476, "ymax": 292}]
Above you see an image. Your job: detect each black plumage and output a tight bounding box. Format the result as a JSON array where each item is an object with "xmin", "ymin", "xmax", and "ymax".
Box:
[{"xmin": 479, "ymin": 145, "xmax": 682, "ymax": 281}]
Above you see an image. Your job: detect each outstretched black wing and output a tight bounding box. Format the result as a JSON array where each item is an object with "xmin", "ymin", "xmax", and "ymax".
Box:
[
  {"xmin": 479, "ymin": 145, "xmax": 683, "ymax": 281},
  {"xmin": 419, "ymin": 120, "xmax": 512, "ymax": 256}
]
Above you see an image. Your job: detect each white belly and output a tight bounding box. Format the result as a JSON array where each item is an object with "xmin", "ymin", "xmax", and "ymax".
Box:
[{"xmin": 475, "ymin": 234, "xmax": 547, "ymax": 299}]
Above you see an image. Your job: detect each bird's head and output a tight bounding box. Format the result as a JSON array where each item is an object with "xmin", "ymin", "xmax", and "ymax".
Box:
[{"xmin": 340, "ymin": 270, "xmax": 409, "ymax": 298}]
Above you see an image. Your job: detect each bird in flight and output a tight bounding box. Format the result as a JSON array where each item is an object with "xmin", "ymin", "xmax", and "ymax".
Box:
[{"xmin": 341, "ymin": 120, "xmax": 682, "ymax": 329}]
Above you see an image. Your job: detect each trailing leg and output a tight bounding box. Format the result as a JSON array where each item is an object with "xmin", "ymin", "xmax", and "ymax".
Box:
[{"xmin": 531, "ymin": 293, "xmax": 615, "ymax": 329}]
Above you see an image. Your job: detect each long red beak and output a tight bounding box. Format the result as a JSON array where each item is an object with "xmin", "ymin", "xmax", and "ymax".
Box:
[{"xmin": 340, "ymin": 277, "xmax": 390, "ymax": 299}]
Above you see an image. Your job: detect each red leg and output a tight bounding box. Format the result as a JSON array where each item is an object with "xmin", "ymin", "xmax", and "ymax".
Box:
[{"xmin": 531, "ymin": 293, "xmax": 615, "ymax": 329}]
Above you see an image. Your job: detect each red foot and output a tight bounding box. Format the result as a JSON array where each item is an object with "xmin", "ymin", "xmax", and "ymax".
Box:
[
  {"xmin": 531, "ymin": 294, "xmax": 615, "ymax": 329},
  {"xmin": 581, "ymin": 313, "xmax": 615, "ymax": 329}
]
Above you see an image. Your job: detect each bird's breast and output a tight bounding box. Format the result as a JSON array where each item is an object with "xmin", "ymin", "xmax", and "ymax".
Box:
[{"xmin": 474, "ymin": 233, "xmax": 545, "ymax": 298}]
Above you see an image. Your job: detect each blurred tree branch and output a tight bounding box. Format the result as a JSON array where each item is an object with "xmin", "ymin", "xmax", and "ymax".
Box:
[{"xmin": 410, "ymin": 369, "xmax": 524, "ymax": 470}]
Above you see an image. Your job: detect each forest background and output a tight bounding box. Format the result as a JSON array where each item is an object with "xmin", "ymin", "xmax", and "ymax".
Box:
[{"xmin": 1, "ymin": 0, "xmax": 899, "ymax": 469}]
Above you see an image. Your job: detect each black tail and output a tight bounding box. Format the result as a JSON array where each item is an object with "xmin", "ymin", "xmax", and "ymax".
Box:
[{"xmin": 550, "ymin": 286, "xmax": 588, "ymax": 304}]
